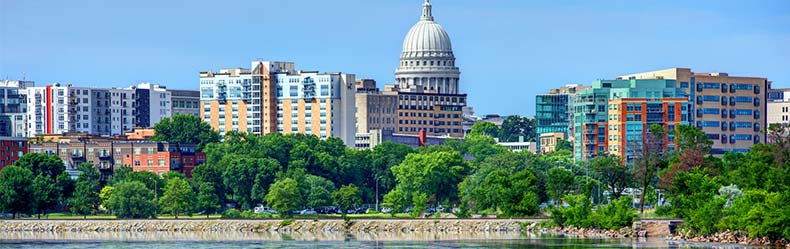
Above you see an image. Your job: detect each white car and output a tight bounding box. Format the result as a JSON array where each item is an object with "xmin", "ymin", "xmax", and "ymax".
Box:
[
  {"xmin": 300, "ymin": 209, "xmax": 318, "ymax": 215},
  {"xmin": 254, "ymin": 205, "xmax": 277, "ymax": 214}
]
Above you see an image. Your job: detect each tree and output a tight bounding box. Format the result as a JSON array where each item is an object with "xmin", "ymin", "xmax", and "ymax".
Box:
[
  {"xmin": 99, "ymin": 186, "xmax": 114, "ymax": 209},
  {"xmin": 382, "ymin": 188, "xmax": 409, "ymax": 216},
  {"xmin": 108, "ymin": 165, "xmax": 133, "ymax": 185},
  {"xmin": 13, "ymin": 153, "xmax": 65, "ymax": 179},
  {"xmin": 590, "ymin": 155, "xmax": 630, "ymax": 199},
  {"xmin": 411, "ymin": 192, "xmax": 428, "ymax": 218},
  {"xmin": 223, "ymin": 157, "xmax": 280, "ymax": 209},
  {"xmin": 469, "ymin": 122, "xmax": 500, "ymax": 137},
  {"xmin": 661, "ymin": 125, "xmax": 713, "ymax": 187},
  {"xmin": 191, "ymin": 164, "xmax": 226, "ymax": 204},
  {"xmin": 105, "ymin": 181, "xmax": 158, "ymax": 218},
  {"xmin": 547, "ymin": 167, "xmax": 575, "ymax": 203},
  {"xmin": 500, "ymin": 115, "xmax": 536, "ymax": 142},
  {"xmin": 55, "ymin": 171, "xmax": 75, "ymax": 208},
  {"xmin": 121, "ymin": 171, "xmax": 165, "ymax": 198},
  {"xmin": 31, "ymin": 174, "xmax": 58, "ymax": 218},
  {"xmin": 0, "ymin": 166, "xmax": 33, "ymax": 218},
  {"xmin": 333, "ymin": 184, "xmax": 362, "ymax": 215},
  {"xmin": 632, "ymin": 124, "xmax": 665, "ymax": 214},
  {"xmin": 69, "ymin": 164, "xmax": 102, "ymax": 218},
  {"xmin": 265, "ymin": 178, "xmax": 302, "ymax": 216},
  {"xmin": 391, "ymin": 151, "xmax": 470, "ymax": 205},
  {"xmin": 159, "ymin": 178, "xmax": 195, "ymax": 218},
  {"xmin": 196, "ymin": 183, "xmax": 221, "ymax": 218},
  {"xmin": 555, "ymin": 139, "xmax": 573, "ymax": 152},
  {"xmin": 305, "ymin": 175, "xmax": 336, "ymax": 208},
  {"xmin": 151, "ymin": 113, "xmax": 221, "ymax": 152}
]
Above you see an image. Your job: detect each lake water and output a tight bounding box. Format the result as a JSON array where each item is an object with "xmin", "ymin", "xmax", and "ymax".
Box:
[{"xmin": 0, "ymin": 231, "xmax": 751, "ymax": 248}]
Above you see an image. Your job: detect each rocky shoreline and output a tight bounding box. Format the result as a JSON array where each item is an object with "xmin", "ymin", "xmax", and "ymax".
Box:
[
  {"xmin": 672, "ymin": 229, "xmax": 789, "ymax": 247},
  {"xmin": 0, "ymin": 219, "xmax": 529, "ymax": 233},
  {"xmin": 2, "ymin": 219, "xmax": 787, "ymax": 247}
]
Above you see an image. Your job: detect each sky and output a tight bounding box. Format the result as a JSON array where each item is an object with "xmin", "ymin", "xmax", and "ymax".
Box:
[{"xmin": 1, "ymin": 0, "xmax": 788, "ymax": 116}]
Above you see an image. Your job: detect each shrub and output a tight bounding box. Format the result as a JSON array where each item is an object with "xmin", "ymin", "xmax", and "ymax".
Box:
[
  {"xmin": 593, "ymin": 196, "xmax": 637, "ymax": 230},
  {"xmin": 240, "ymin": 210, "xmax": 256, "ymax": 219},
  {"xmin": 222, "ymin": 209, "xmax": 242, "ymax": 219},
  {"xmin": 549, "ymin": 194, "xmax": 593, "ymax": 228}
]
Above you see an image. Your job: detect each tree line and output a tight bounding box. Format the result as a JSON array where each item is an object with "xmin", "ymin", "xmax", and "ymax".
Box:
[{"xmin": 1, "ymin": 114, "xmax": 788, "ymax": 242}]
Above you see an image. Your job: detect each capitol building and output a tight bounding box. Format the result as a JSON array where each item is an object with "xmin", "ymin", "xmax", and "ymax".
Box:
[
  {"xmin": 355, "ymin": 0, "xmax": 467, "ymax": 143},
  {"xmin": 394, "ymin": 0, "xmax": 461, "ymax": 95}
]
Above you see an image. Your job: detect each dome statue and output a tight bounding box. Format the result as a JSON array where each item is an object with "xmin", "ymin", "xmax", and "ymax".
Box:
[{"xmin": 395, "ymin": 0, "xmax": 461, "ymax": 94}]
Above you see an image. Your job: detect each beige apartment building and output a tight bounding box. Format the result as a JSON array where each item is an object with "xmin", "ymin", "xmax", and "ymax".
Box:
[
  {"xmin": 767, "ymin": 88, "xmax": 790, "ymax": 128},
  {"xmin": 619, "ymin": 68, "xmax": 768, "ymax": 154},
  {"xmin": 200, "ymin": 61, "xmax": 356, "ymax": 146}
]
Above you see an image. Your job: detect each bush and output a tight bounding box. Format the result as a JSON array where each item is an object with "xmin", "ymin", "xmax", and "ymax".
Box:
[
  {"xmin": 222, "ymin": 209, "xmax": 242, "ymax": 219},
  {"xmin": 240, "ymin": 210, "xmax": 256, "ymax": 219},
  {"xmin": 654, "ymin": 205, "xmax": 673, "ymax": 217},
  {"xmin": 549, "ymin": 194, "xmax": 593, "ymax": 228},
  {"xmin": 685, "ymin": 197, "xmax": 725, "ymax": 235},
  {"xmin": 593, "ymin": 196, "xmax": 637, "ymax": 230}
]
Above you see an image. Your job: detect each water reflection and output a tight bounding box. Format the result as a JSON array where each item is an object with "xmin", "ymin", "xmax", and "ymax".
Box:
[{"xmin": 0, "ymin": 231, "xmax": 760, "ymax": 248}]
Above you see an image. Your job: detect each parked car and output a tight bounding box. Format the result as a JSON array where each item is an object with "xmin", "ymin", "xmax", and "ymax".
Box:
[
  {"xmin": 254, "ymin": 205, "xmax": 277, "ymax": 214},
  {"xmin": 300, "ymin": 209, "xmax": 318, "ymax": 215},
  {"xmin": 381, "ymin": 207, "xmax": 393, "ymax": 213}
]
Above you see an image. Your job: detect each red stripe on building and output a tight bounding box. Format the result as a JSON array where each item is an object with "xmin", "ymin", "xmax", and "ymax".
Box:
[{"xmin": 46, "ymin": 85, "xmax": 52, "ymax": 134}]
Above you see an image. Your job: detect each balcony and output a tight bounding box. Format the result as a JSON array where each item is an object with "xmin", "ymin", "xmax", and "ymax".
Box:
[{"xmin": 584, "ymin": 140, "xmax": 597, "ymax": 145}]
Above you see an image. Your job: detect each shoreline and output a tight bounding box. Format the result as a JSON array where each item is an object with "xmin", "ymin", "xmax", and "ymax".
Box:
[{"xmin": 2, "ymin": 219, "xmax": 786, "ymax": 247}]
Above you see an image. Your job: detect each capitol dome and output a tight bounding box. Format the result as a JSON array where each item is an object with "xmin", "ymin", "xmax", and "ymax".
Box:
[{"xmin": 395, "ymin": 0, "xmax": 461, "ymax": 95}]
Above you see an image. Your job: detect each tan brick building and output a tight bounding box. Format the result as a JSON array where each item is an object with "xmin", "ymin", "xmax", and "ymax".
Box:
[{"xmin": 619, "ymin": 68, "xmax": 768, "ymax": 154}]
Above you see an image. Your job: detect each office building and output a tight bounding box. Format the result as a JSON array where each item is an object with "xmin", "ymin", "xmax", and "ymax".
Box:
[
  {"xmin": 355, "ymin": 79, "xmax": 397, "ymax": 134},
  {"xmin": 620, "ymin": 68, "xmax": 768, "ymax": 154},
  {"xmin": 169, "ymin": 89, "xmax": 201, "ymax": 116},
  {"xmin": 573, "ymin": 79, "xmax": 690, "ymax": 162},
  {"xmin": 535, "ymin": 84, "xmax": 589, "ymax": 151}
]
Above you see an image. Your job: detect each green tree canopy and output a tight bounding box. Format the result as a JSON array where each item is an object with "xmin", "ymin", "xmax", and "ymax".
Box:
[
  {"xmin": 0, "ymin": 166, "xmax": 34, "ymax": 218},
  {"xmin": 105, "ymin": 181, "xmax": 158, "ymax": 218},
  {"xmin": 500, "ymin": 115, "xmax": 536, "ymax": 142},
  {"xmin": 590, "ymin": 155, "xmax": 630, "ymax": 199},
  {"xmin": 159, "ymin": 177, "xmax": 195, "ymax": 218},
  {"xmin": 265, "ymin": 177, "xmax": 302, "ymax": 216},
  {"xmin": 68, "ymin": 163, "xmax": 102, "ymax": 218},
  {"xmin": 196, "ymin": 183, "xmax": 221, "ymax": 218},
  {"xmin": 31, "ymin": 174, "xmax": 58, "ymax": 218},
  {"xmin": 14, "ymin": 153, "xmax": 65, "ymax": 179},
  {"xmin": 333, "ymin": 184, "xmax": 362, "ymax": 214},
  {"xmin": 469, "ymin": 122, "xmax": 500, "ymax": 137},
  {"xmin": 547, "ymin": 167, "xmax": 575, "ymax": 203},
  {"xmin": 391, "ymin": 151, "xmax": 470, "ymax": 205},
  {"xmin": 151, "ymin": 113, "xmax": 221, "ymax": 152}
]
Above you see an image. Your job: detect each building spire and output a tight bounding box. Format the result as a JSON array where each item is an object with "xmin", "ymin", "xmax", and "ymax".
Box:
[{"xmin": 421, "ymin": 0, "xmax": 433, "ymax": 21}]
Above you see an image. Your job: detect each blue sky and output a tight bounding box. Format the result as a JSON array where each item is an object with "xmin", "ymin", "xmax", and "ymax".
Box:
[{"xmin": 1, "ymin": 0, "xmax": 788, "ymax": 116}]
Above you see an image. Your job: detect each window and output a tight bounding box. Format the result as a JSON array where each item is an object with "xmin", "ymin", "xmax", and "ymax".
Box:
[
  {"xmin": 321, "ymin": 85, "xmax": 329, "ymax": 96},
  {"xmin": 290, "ymin": 86, "xmax": 298, "ymax": 97}
]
